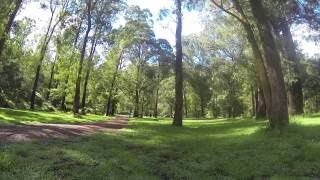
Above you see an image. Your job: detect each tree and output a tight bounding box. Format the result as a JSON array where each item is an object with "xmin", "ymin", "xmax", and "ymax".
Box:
[
  {"xmin": 173, "ymin": 0, "xmax": 183, "ymax": 126},
  {"xmin": 73, "ymin": 0, "xmax": 94, "ymax": 115},
  {"xmin": 30, "ymin": 0, "xmax": 69, "ymax": 110},
  {"xmin": 249, "ymin": 0, "xmax": 289, "ymax": 130}
]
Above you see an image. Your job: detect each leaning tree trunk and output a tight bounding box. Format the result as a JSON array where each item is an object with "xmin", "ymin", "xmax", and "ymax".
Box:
[
  {"xmin": 80, "ymin": 35, "xmax": 97, "ymax": 114},
  {"xmin": 30, "ymin": 8, "xmax": 59, "ymax": 110},
  {"xmin": 249, "ymin": 0, "xmax": 289, "ymax": 130},
  {"xmin": 0, "ymin": 0, "xmax": 22, "ymax": 61},
  {"xmin": 73, "ymin": 1, "xmax": 92, "ymax": 115},
  {"xmin": 231, "ymin": 0, "xmax": 272, "ymax": 119},
  {"xmin": 173, "ymin": 0, "xmax": 183, "ymax": 126},
  {"xmin": 280, "ymin": 19, "xmax": 304, "ymax": 115}
]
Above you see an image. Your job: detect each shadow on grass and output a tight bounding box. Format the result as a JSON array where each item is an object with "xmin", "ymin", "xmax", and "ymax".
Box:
[
  {"xmin": 0, "ymin": 108, "xmax": 107, "ymax": 125},
  {"xmin": 1, "ymin": 116, "xmax": 320, "ymax": 179}
]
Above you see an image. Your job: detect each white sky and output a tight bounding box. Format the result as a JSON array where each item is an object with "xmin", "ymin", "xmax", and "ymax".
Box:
[{"xmin": 17, "ymin": 0, "xmax": 320, "ymax": 57}]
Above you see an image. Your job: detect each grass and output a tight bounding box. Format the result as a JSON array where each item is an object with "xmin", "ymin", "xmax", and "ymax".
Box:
[
  {"xmin": 0, "ymin": 108, "xmax": 110, "ymax": 125},
  {"xmin": 0, "ymin": 112, "xmax": 320, "ymax": 179}
]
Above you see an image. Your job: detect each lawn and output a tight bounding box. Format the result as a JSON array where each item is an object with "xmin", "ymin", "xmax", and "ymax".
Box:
[
  {"xmin": 0, "ymin": 108, "xmax": 110, "ymax": 125},
  {"xmin": 1, "ymin": 113, "xmax": 320, "ymax": 179}
]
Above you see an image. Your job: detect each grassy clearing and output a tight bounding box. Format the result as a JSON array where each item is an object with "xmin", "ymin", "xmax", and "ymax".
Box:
[
  {"xmin": 0, "ymin": 113, "xmax": 320, "ymax": 179},
  {"xmin": 0, "ymin": 108, "xmax": 110, "ymax": 125}
]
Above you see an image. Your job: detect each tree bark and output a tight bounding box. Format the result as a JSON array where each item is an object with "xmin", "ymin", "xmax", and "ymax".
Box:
[
  {"xmin": 0, "ymin": 0, "xmax": 23, "ymax": 61},
  {"xmin": 279, "ymin": 19, "xmax": 304, "ymax": 114},
  {"xmin": 255, "ymin": 88, "xmax": 266, "ymax": 119},
  {"xmin": 173, "ymin": 0, "xmax": 183, "ymax": 126},
  {"xmin": 249, "ymin": 0, "xmax": 289, "ymax": 130},
  {"xmin": 183, "ymin": 88, "xmax": 188, "ymax": 118},
  {"xmin": 73, "ymin": 0, "xmax": 92, "ymax": 115}
]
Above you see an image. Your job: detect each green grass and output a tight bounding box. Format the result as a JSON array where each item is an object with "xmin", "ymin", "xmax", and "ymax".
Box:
[
  {"xmin": 0, "ymin": 108, "xmax": 110, "ymax": 125},
  {"xmin": 1, "ymin": 113, "xmax": 320, "ymax": 179}
]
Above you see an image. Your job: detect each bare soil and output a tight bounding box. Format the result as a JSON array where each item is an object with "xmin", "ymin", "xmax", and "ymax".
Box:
[{"xmin": 0, "ymin": 116, "xmax": 128, "ymax": 143}]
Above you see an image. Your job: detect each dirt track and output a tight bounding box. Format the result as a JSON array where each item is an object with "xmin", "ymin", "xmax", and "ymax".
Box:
[{"xmin": 0, "ymin": 116, "xmax": 128, "ymax": 143}]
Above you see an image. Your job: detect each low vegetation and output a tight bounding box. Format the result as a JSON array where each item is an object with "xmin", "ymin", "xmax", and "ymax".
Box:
[
  {"xmin": 0, "ymin": 108, "xmax": 109, "ymax": 125},
  {"xmin": 1, "ymin": 114, "xmax": 320, "ymax": 179}
]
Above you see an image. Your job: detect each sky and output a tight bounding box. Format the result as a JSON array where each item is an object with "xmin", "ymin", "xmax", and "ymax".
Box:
[{"xmin": 17, "ymin": 0, "xmax": 320, "ymax": 57}]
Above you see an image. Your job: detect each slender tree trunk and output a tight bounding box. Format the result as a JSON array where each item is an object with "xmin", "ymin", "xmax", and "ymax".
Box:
[
  {"xmin": 105, "ymin": 50, "xmax": 124, "ymax": 116},
  {"xmin": 133, "ymin": 89, "xmax": 140, "ymax": 117},
  {"xmin": 80, "ymin": 35, "xmax": 97, "ymax": 113},
  {"xmin": 46, "ymin": 57, "xmax": 57, "ymax": 101},
  {"xmin": 256, "ymin": 88, "xmax": 266, "ymax": 119},
  {"xmin": 249, "ymin": 0, "xmax": 289, "ymax": 130},
  {"xmin": 0, "ymin": 0, "xmax": 22, "ymax": 61},
  {"xmin": 73, "ymin": 1, "xmax": 92, "ymax": 115},
  {"xmin": 251, "ymin": 86, "xmax": 256, "ymax": 117},
  {"xmin": 60, "ymin": 18, "xmax": 83, "ymax": 111},
  {"xmin": 154, "ymin": 86, "xmax": 159, "ymax": 118},
  {"xmin": 30, "ymin": 8, "xmax": 59, "ymax": 110},
  {"xmin": 173, "ymin": 0, "xmax": 183, "ymax": 126}
]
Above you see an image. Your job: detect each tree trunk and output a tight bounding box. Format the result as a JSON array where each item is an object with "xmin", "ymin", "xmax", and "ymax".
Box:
[
  {"xmin": 173, "ymin": 0, "xmax": 183, "ymax": 126},
  {"xmin": 249, "ymin": 0, "xmax": 289, "ymax": 130},
  {"xmin": 255, "ymin": 88, "xmax": 266, "ymax": 119},
  {"xmin": 251, "ymin": 86, "xmax": 256, "ymax": 117},
  {"xmin": 81, "ymin": 34, "xmax": 97, "ymax": 113},
  {"xmin": 183, "ymin": 88, "xmax": 188, "ymax": 118},
  {"xmin": 133, "ymin": 89, "xmax": 140, "ymax": 117},
  {"xmin": 154, "ymin": 86, "xmax": 159, "ymax": 118},
  {"xmin": 105, "ymin": 50, "xmax": 124, "ymax": 116},
  {"xmin": 60, "ymin": 18, "xmax": 83, "ymax": 111},
  {"xmin": 279, "ymin": 19, "xmax": 304, "ymax": 114},
  {"xmin": 46, "ymin": 57, "xmax": 57, "ymax": 101},
  {"xmin": 73, "ymin": 1, "xmax": 92, "ymax": 115},
  {"xmin": 0, "ymin": 0, "xmax": 22, "ymax": 61},
  {"xmin": 231, "ymin": 0, "xmax": 272, "ymax": 119},
  {"xmin": 30, "ymin": 8, "xmax": 58, "ymax": 110}
]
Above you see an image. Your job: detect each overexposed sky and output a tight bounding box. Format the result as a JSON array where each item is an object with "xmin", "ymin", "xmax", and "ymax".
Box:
[{"xmin": 17, "ymin": 0, "xmax": 319, "ymax": 57}]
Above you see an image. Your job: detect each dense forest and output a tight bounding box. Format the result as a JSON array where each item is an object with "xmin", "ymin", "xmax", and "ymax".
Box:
[
  {"xmin": 1, "ymin": 0, "xmax": 320, "ymax": 179},
  {"xmin": 0, "ymin": 0, "xmax": 319, "ymax": 130}
]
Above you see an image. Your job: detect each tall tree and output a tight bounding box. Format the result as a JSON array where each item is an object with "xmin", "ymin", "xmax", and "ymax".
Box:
[
  {"xmin": 173, "ymin": 0, "xmax": 183, "ymax": 126},
  {"xmin": 30, "ymin": 0, "xmax": 68, "ymax": 110},
  {"xmin": 73, "ymin": 0, "xmax": 94, "ymax": 114},
  {"xmin": 249, "ymin": 0, "xmax": 289, "ymax": 130}
]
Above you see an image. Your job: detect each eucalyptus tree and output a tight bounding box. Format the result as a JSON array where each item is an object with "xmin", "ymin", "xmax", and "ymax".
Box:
[
  {"xmin": 152, "ymin": 39, "xmax": 174, "ymax": 118},
  {"xmin": 80, "ymin": 0, "xmax": 124, "ymax": 114},
  {"xmin": 123, "ymin": 6, "xmax": 155, "ymax": 117},
  {"xmin": 211, "ymin": 0, "xmax": 289, "ymax": 130},
  {"xmin": 249, "ymin": 0, "xmax": 289, "ymax": 129},
  {"xmin": 183, "ymin": 35, "xmax": 212, "ymax": 118},
  {"xmin": 72, "ymin": 0, "xmax": 95, "ymax": 114},
  {"xmin": 30, "ymin": 0, "xmax": 69, "ymax": 110}
]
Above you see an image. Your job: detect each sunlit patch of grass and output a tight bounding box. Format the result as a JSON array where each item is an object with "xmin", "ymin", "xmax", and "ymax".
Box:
[
  {"xmin": 1, "ymin": 114, "xmax": 320, "ymax": 179},
  {"xmin": 0, "ymin": 108, "xmax": 110, "ymax": 125}
]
